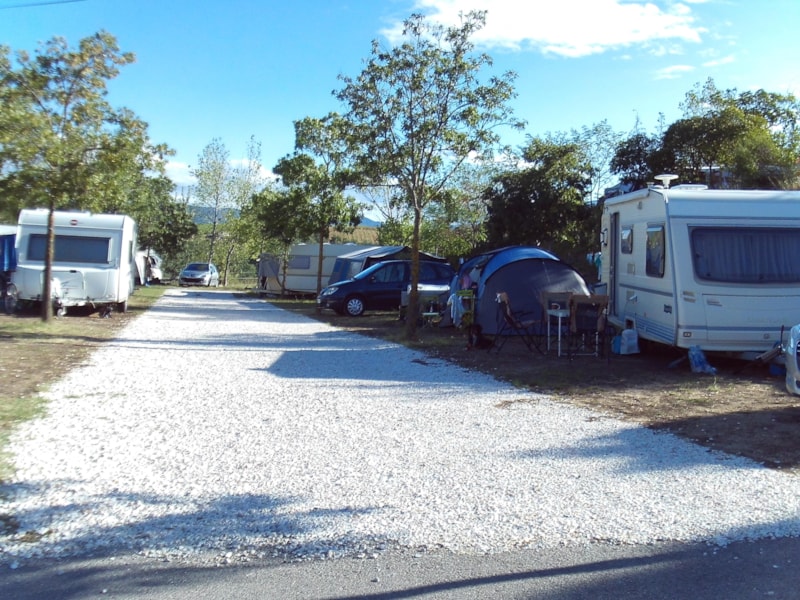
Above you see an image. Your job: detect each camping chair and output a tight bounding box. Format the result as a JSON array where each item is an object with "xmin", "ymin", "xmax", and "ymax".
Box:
[
  {"xmin": 567, "ymin": 294, "xmax": 609, "ymax": 359},
  {"xmin": 491, "ymin": 291, "xmax": 544, "ymax": 354}
]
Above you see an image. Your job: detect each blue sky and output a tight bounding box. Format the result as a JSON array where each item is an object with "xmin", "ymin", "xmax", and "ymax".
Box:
[{"xmin": 2, "ymin": 0, "xmax": 799, "ymax": 190}]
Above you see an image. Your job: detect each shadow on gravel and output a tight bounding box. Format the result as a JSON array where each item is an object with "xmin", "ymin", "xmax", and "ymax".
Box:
[
  {"xmin": 0, "ymin": 488, "xmax": 390, "ymax": 567},
  {"xmin": 511, "ymin": 425, "xmax": 771, "ymax": 473},
  {"xmin": 648, "ymin": 406, "xmax": 800, "ymax": 471}
]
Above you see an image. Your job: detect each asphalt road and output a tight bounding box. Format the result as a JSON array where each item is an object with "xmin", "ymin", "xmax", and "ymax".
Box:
[{"xmin": 2, "ymin": 536, "xmax": 800, "ymax": 599}]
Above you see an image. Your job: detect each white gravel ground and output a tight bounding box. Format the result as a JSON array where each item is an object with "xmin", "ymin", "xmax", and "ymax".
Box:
[{"xmin": 2, "ymin": 289, "xmax": 800, "ymax": 566}]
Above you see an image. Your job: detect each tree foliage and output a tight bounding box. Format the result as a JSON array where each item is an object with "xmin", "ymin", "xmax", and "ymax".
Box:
[
  {"xmin": 274, "ymin": 115, "xmax": 363, "ymax": 293},
  {"xmin": 485, "ymin": 136, "xmax": 595, "ymax": 267},
  {"xmin": 569, "ymin": 121, "xmax": 624, "ymax": 204},
  {"xmin": 131, "ymin": 175, "xmax": 198, "ymax": 260},
  {"xmin": 611, "ymin": 79, "xmax": 800, "ymax": 190},
  {"xmin": 191, "ymin": 137, "xmax": 266, "ymax": 283},
  {"xmin": 609, "ymin": 131, "xmax": 660, "ymax": 189},
  {"xmin": 246, "ymin": 185, "xmax": 315, "ymax": 295},
  {"xmin": 335, "ymin": 10, "xmax": 522, "ymax": 337}
]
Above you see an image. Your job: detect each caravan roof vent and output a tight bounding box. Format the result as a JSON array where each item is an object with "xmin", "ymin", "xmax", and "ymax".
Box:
[
  {"xmin": 654, "ymin": 174, "xmax": 679, "ymax": 188},
  {"xmin": 672, "ymin": 184, "xmax": 708, "ymax": 190}
]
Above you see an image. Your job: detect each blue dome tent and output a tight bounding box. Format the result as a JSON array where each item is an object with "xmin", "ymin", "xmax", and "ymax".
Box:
[{"xmin": 452, "ymin": 246, "xmax": 590, "ymax": 335}]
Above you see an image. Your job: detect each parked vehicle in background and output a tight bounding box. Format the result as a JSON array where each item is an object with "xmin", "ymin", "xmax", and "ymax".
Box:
[
  {"xmin": 317, "ymin": 259, "xmax": 454, "ymax": 317},
  {"xmin": 257, "ymin": 243, "xmax": 374, "ymax": 296},
  {"xmin": 11, "ymin": 209, "xmax": 138, "ymax": 315},
  {"xmin": 179, "ymin": 262, "xmax": 219, "ymax": 287}
]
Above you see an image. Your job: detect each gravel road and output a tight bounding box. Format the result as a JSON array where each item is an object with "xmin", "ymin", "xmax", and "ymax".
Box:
[{"xmin": 2, "ymin": 289, "xmax": 799, "ymax": 568}]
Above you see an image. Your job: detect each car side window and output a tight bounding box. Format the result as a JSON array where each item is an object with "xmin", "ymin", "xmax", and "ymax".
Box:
[
  {"xmin": 420, "ymin": 263, "xmax": 437, "ymax": 282},
  {"xmin": 386, "ymin": 264, "xmax": 404, "ymax": 283},
  {"xmin": 373, "ymin": 264, "xmax": 403, "ymax": 283}
]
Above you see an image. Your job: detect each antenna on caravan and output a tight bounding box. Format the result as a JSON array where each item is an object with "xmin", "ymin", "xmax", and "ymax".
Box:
[{"xmin": 654, "ymin": 174, "xmax": 678, "ymax": 189}]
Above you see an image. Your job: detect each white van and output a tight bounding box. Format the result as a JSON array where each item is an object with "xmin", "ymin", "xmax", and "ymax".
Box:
[{"xmin": 11, "ymin": 209, "xmax": 138, "ymax": 315}]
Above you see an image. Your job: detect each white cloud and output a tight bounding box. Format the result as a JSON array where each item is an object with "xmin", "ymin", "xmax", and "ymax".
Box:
[
  {"xmin": 165, "ymin": 161, "xmax": 196, "ymax": 190},
  {"xmin": 702, "ymin": 54, "xmax": 735, "ymax": 68},
  {"xmin": 387, "ymin": 0, "xmax": 706, "ymax": 58},
  {"xmin": 654, "ymin": 64, "xmax": 695, "ymax": 80},
  {"xmin": 228, "ymin": 158, "xmax": 279, "ymax": 185}
]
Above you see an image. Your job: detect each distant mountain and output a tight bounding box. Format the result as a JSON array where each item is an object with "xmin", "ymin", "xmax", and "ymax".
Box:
[{"xmin": 360, "ymin": 216, "xmax": 381, "ymax": 228}]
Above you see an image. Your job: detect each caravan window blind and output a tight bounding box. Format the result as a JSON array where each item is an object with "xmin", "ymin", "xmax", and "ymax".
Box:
[
  {"xmin": 28, "ymin": 234, "xmax": 110, "ymax": 264},
  {"xmin": 691, "ymin": 227, "xmax": 800, "ymax": 283}
]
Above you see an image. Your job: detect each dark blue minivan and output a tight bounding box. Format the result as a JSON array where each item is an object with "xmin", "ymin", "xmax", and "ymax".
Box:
[{"xmin": 317, "ymin": 259, "xmax": 454, "ymax": 317}]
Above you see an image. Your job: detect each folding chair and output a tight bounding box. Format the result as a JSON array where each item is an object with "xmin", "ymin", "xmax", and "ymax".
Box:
[
  {"xmin": 491, "ymin": 291, "xmax": 543, "ymax": 353},
  {"xmin": 567, "ymin": 294, "xmax": 609, "ymax": 359}
]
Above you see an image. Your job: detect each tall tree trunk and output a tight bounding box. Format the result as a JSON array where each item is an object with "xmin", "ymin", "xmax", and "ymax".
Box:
[
  {"xmin": 404, "ymin": 205, "xmax": 423, "ymax": 339},
  {"xmin": 316, "ymin": 235, "xmax": 325, "ymax": 294},
  {"xmin": 41, "ymin": 204, "xmax": 55, "ymax": 322}
]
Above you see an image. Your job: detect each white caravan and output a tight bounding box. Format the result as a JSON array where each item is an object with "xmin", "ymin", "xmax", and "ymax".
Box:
[
  {"xmin": 257, "ymin": 243, "xmax": 372, "ymax": 295},
  {"xmin": 12, "ymin": 209, "xmax": 138, "ymax": 315},
  {"xmin": 600, "ymin": 183, "xmax": 800, "ymax": 359}
]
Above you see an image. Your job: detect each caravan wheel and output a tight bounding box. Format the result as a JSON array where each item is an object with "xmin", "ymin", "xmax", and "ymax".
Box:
[{"xmin": 116, "ymin": 300, "xmax": 128, "ymax": 313}]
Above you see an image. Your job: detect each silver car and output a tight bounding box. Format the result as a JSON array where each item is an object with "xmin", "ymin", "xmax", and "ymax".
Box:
[{"xmin": 179, "ymin": 262, "xmax": 220, "ymax": 287}]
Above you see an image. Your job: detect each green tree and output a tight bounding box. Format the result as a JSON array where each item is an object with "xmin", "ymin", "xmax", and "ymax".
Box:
[
  {"xmin": 191, "ymin": 137, "xmax": 266, "ymax": 284},
  {"xmin": 0, "ymin": 31, "xmax": 166, "ymax": 320},
  {"xmin": 191, "ymin": 139, "xmax": 233, "ymax": 265},
  {"xmin": 485, "ymin": 136, "xmax": 595, "ymax": 267},
  {"xmin": 420, "ymin": 158, "xmax": 503, "ymax": 259},
  {"xmin": 130, "ymin": 175, "xmax": 198, "ymax": 262},
  {"xmin": 335, "ymin": 11, "xmax": 522, "ymax": 338},
  {"xmin": 662, "ymin": 79, "xmax": 799, "ymax": 188},
  {"xmin": 569, "ymin": 120, "xmax": 624, "ymax": 204},
  {"xmin": 610, "ymin": 131, "xmax": 660, "ymax": 189},
  {"xmin": 247, "ymin": 186, "xmax": 314, "ymax": 295},
  {"xmin": 275, "ymin": 115, "xmax": 363, "ymax": 293}
]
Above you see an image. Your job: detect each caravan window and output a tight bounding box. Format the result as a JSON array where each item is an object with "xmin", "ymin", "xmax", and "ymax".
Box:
[
  {"xmin": 646, "ymin": 225, "xmax": 665, "ymax": 277},
  {"xmin": 691, "ymin": 227, "xmax": 800, "ymax": 283},
  {"xmin": 28, "ymin": 234, "xmax": 110, "ymax": 264},
  {"xmin": 287, "ymin": 255, "xmax": 311, "ymax": 270},
  {"xmin": 620, "ymin": 226, "xmax": 633, "ymax": 254}
]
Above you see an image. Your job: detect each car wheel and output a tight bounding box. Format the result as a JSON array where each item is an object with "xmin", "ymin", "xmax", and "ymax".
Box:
[{"xmin": 345, "ymin": 296, "xmax": 365, "ymax": 317}]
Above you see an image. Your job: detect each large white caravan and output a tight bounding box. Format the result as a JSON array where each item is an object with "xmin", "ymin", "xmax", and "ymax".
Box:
[
  {"xmin": 257, "ymin": 243, "xmax": 373, "ymax": 295},
  {"xmin": 11, "ymin": 209, "xmax": 138, "ymax": 314},
  {"xmin": 600, "ymin": 183, "xmax": 800, "ymax": 359}
]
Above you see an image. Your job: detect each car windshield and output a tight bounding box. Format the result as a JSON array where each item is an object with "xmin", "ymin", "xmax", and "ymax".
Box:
[{"xmin": 186, "ymin": 263, "xmax": 209, "ymax": 271}]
